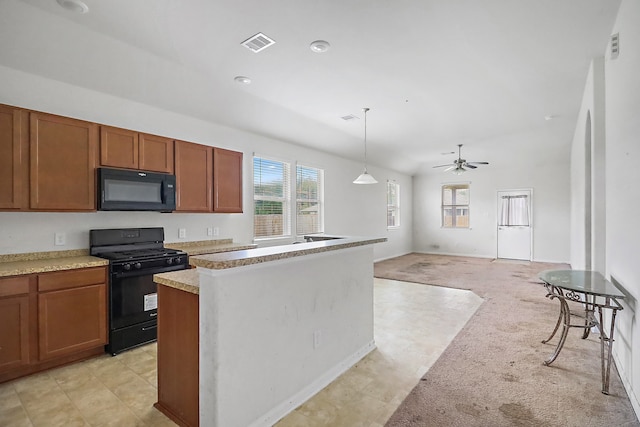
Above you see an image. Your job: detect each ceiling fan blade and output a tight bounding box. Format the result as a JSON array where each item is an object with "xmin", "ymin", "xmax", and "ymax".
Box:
[
  {"xmin": 464, "ymin": 164, "xmax": 477, "ymax": 169},
  {"xmin": 433, "ymin": 164, "xmax": 455, "ymax": 168},
  {"xmin": 466, "ymin": 161, "xmax": 489, "ymax": 165},
  {"xmin": 443, "ymin": 166, "xmax": 456, "ymax": 172}
]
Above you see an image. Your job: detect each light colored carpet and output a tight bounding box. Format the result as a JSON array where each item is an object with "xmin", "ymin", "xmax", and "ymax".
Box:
[{"xmin": 376, "ymin": 253, "xmax": 639, "ymax": 427}]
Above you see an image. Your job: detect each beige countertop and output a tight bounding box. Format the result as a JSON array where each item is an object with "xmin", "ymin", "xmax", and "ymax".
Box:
[
  {"xmin": 154, "ymin": 268, "xmax": 200, "ymax": 294},
  {"xmin": 0, "ymin": 249, "xmax": 109, "ymax": 277},
  {"xmin": 190, "ymin": 236, "xmax": 386, "ymax": 270},
  {"xmin": 165, "ymin": 239, "xmax": 257, "ymax": 256},
  {"xmin": 154, "ymin": 236, "xmax": 386, "ymax": 295}
]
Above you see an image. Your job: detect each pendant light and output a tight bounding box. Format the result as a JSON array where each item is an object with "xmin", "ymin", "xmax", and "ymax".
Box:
[{"xmin": 353, "ymin": 107, "xmax": 378, "ymax": 184}]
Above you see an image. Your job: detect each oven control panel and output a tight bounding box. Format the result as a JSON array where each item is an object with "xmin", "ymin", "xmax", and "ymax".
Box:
[{"xmin": 111, "ymin": 254, "xmax": 189, "ymax": 274}]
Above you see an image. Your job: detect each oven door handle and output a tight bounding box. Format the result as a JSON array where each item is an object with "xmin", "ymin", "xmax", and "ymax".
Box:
[{"xmin": 112, "ymin": 270, "xmax": 155, "ymax": 279}]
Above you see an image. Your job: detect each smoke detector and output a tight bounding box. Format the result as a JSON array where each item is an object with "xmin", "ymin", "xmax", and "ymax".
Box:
[{"xmin": 241, "ymin": 33, "xmax": 276, "ymax": 53}]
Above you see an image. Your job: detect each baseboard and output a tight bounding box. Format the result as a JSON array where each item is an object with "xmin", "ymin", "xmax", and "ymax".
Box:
[
  {"xmin": 412, "ymin": 250, "xmax": 494, "ymax": 259},
  {"xmin": 250, "ymin": 340, "xmax": 377, "ymax": 427},
  {"xmin": 613, "ymin": 351, "xmax": 640, "ymax": 420},
  {"xmin": 374, "ymin": 251, "xmax": 412, "ymax": 263}
]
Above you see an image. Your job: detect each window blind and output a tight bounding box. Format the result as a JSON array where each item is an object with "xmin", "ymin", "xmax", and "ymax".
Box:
[
  {"xmin": 387, "ymin": 181, "xmax": 400, "ymax": 228},
  {"xmin": 254, "ymin": 157, "xmax": 291, "ymax": 238},
  {"xmin": 296, "ymin": 165, "xmax": 323, "ymax": 236}
]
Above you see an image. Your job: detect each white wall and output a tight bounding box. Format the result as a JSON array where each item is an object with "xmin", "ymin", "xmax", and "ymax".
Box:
[
  {"xmin": 199, "ymin": 246, "xmax": 375, "ymax": 426},
  {"xmin": 570, "ymin": 58, "xmax": 607, "ymax": 271},
  {"xmin": 601, "ymin": 0, "xmax": 640, "ymax": 415},
  {"xmin": 413, "ymin": 131, "xmax": 571, "ymax": 263},
  {"xmin": 0, "ymin": 66, "xmax": 413, "ymax": 261}
]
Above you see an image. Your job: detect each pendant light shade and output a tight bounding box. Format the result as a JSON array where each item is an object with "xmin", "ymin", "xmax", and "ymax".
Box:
[{"xmin": 353, "ymin": 107, "xmax": 378, "ymax": 184}]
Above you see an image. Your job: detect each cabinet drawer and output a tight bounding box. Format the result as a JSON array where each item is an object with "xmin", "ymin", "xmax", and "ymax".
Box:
[
  {"xmin": 0, "ymin": 276, "xmax": 30, "ymax": 297},
  {"xmin": 38, "ymin": 267, "xmax": 106, "ymax": 293}
]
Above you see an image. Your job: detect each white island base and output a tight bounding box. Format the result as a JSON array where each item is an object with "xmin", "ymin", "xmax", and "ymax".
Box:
[{"xmin": 199, "ymin": 244, "xmax": 376, "ymax": 427}]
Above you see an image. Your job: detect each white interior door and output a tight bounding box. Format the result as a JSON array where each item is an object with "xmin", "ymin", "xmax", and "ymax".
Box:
[{"xmin": 497, "ymin": 190, "xmax": 532, "ymax": 260}]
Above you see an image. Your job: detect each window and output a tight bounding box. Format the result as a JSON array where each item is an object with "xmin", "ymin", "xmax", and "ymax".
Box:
[
  {"xmin": 296, "ymin": 165, "xmax": 324, "ymax": 236},
  {"xmin": 387, "ymin": 181, "xmax": 400, "ymax": 228},
  {"xmin": 442, "ymin": 184, "xmax": 469, "ymax": 228},
  {"xmin": 254, "ymin": 157, "xmax": 291, "ymax": 238}
]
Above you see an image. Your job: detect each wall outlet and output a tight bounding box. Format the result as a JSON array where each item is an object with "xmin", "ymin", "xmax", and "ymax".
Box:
[
  {"xmin": 54, "ymin": 232, "xmax": 66, "ymax": 246},
  {"xmin": 213, "ymin": 227, "xmax": 220, "ymax": 236},
  {"xmin": 179, "ymin": 228, "xmax": 186, "ymax": 239},
  {"xmin": 207, "ymin": 227, "xmax": 213, "ymax": 236},
  {"xmin": 313, "ymin": 330, "xmax": 322, "ymax": 349}
]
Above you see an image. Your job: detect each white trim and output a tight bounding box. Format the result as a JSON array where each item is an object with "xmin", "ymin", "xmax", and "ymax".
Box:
[
  {"xmin": 613, "ymin": 350, "xmax": 640, "ymax": 420},
  {"xmin": 249, "ymin": 340, "xmax": 377, "ymax": 427}
]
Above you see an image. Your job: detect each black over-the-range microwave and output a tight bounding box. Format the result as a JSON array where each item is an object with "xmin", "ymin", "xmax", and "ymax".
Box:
[{"xmin": 98, "ymin": 167, "xmax": 176, "ymax": 212}]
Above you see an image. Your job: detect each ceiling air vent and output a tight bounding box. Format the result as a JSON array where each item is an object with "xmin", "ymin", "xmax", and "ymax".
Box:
[
  {"xmin": 611, "ymin": 33, "xmax": 619, "ymax": 59},
  {"xmin": 241, "ymin": 32, "xmax": 276, "ymax": 53}
]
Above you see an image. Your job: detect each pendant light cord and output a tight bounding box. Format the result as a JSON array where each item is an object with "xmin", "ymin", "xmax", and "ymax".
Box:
[{"xmin": 363, "ymin": 107, "xmax": 370, "ymax": 171}]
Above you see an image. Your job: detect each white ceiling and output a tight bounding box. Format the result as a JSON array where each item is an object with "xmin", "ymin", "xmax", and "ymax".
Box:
[{"xmin": 0, "ymin": 0, "xmax": 621, "ymax": 175}]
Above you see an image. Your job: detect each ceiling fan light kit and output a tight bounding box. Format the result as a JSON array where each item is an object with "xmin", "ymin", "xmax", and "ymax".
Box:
[
  {"xmin": 433, "ymin": 144, "xmax": 488, "ymax": 175},
  {"xmin": 353, "ymin": 107, "xmax": 378, "ymax": 184}
]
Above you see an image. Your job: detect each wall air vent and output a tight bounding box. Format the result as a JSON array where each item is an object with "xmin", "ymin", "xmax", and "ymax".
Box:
[
  {"xmin": 611, "ymin": 33, "xmax": 619, "ymax": 59},
  {"xmin": 241, "ymin": 33, "xmax": 276, "ymax": 53},
  {"xmin": 341, "ymin": 114, "xmax": 359, "ymax": 121}
]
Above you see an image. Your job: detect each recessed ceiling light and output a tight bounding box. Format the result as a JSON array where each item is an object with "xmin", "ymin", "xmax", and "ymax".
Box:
[
  {"xmin": 234, "ymin": 76, "xmax": 251, "ymax": 85},
  {"xmin": 56, "ymin": 0, "xmax": 89, "ymax": 14},
  {"xmin": 310, "ymin": 40, "xmax": 331, "ymax": 53}
]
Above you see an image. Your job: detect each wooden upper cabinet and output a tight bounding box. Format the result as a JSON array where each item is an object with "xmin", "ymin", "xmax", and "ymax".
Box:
[
  {"xmin": 30, "ymin": 112, "xmax": 97, "ymax": 211},
  {"xmin": 213, "ymin": 148, "xmax": 243, "ymax": 213},
  {"xmin": 139, "ymin": 133, "xmax": 174, "ymax": 173},
  {"xmin": 0, "ymin": 105, "xmax": 27, "ymax": 210},
  {"xmin": 99, "ymin": 126, "xmax": 138, "ymax": 169},
  {"xmin": 175, "ymin": 140, "xmax": 213, "ymax": 212},
  {"xmin": 100, "ymin": 127, "xmax": 174, "ymax": 173}
]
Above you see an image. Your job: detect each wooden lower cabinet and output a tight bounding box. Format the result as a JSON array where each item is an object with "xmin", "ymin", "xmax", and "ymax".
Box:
[
  {"xmin": 0, "ymin": 295, "xmax": 30, "ymax": 373},
  {"xmin": 38, "ymin": 283, "xmax": 107, "ymax": 361},
  {"xmin": 0, "ymin": 267, "xmax": 108, "ymax": 383},
  {"xmin": 155, "ymin": 284, "xmax": 199, "ymax": 427}
]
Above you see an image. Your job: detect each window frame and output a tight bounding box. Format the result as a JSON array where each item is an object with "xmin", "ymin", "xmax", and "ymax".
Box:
[
  {"xmin": 387, "ymin": 180, "xmax": 400, "ymax": 229},
  {"xmin": 253, "ymin": 155, "xmax": 292, "ymax": 240},
  {"xmin": 441, "ymin": 183, "xmax": 470, "ymax": 229},
  {"xmin": 295, "ymin": 163, "xmax": 325, "ymax": 238}
]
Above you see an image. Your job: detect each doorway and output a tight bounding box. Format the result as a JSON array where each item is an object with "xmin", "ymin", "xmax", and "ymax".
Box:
[{"xmin": 497, "ymin": 189, "xmax": 532, "ymax": 261}]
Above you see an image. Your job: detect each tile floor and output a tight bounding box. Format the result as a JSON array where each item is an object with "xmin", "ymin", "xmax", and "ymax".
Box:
[{"xmin": 0, "ymin": 279, "xmax": 483, "ymax": 427}]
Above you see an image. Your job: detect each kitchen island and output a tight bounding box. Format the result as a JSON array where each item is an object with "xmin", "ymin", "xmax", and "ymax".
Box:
[{"xmin": 153, "ymin": 236, "xmax": 385, "ymax": 427}]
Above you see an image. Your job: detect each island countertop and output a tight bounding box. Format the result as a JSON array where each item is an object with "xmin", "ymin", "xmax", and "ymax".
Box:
[
  {"xmin": 189, "ymin": 236, "xmax": 386, "ymax": 270},
  {"xmin": 165, "ymin": 239, "xmax": 257, "ymax": 256}
]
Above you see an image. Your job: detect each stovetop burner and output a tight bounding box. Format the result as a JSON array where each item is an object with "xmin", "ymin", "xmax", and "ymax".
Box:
[
  {"xmin": 100, "ymin": 248, "xmax": 183, "ymax": 261},
  {"xmin": 89, "ymin": 227, "xmax": 188, "ymax": 270}
]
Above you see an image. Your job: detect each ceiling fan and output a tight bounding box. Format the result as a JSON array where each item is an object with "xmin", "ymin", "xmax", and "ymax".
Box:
[{"xmin": 433, "ymin": 144, "xmax": 489, "ymax": 175}]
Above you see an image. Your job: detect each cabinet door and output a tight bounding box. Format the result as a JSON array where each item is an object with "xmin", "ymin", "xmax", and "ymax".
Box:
[
  {"xmin": 38, "ymin": 283, "xmax": 107, "ymax": 361},
  {"xmin": 175, "ymin": 140, "xmax": 212, "ymax": 212},
  {"xmin": 100, "ymin": 126, "xmax": 138, "ymax": 169},
  {"xmin": 30, "ymin": 113, "xmax": 97, "ymax": 211},
  {"xmin": 0, "ymin": 105, "xmax": 25, "ymax": 209},
  {"xmin": 139, "ymin": 133, "xmax": 174, "ymax": 173},
  {"xmin": 213, "ymin": 148, "xmax": 243, "ymax": 213},
  {"xmin": 0, "ymin": 275, "xmax": 30, "ymax": 373}
]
